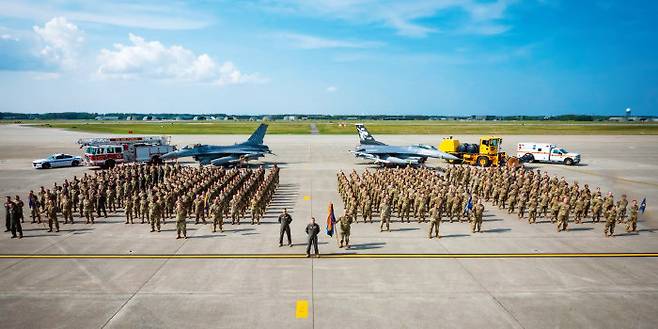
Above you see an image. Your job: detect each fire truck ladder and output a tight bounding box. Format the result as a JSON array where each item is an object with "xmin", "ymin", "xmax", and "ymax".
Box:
[{"xmin": 76, "ymin": 136, "xmax": 169, "ymax": 146}]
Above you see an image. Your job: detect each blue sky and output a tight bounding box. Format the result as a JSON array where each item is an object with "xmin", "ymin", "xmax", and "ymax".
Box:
[{"xmin": 0, "ymin": 0, "xmax": 656, "ymax": 116}]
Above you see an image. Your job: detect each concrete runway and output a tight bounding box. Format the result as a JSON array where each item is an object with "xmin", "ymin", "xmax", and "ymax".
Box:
[{"xmin": 1, "ymin": 124, "xmax": 657, "ymax": 329}]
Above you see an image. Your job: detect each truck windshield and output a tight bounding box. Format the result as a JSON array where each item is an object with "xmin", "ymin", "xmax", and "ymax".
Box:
[
  {"xmin": 85, "ymin": 147, "xmax": 97, "ymax": 155},
  {"xmin": 559, "ymin": 148, "xmax": 568, "ymax": 153},
  {"xmin": 490, "ymin": 139, "xmax": 499, "ymax": 147}
]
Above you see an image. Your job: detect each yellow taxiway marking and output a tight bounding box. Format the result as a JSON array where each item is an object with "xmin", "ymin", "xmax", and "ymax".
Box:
[
  {"xmin": 295, "ymin": 300, "xmax": 309, "ymax": 319},
  {"xmin": 303, "ymin": 195, "xmax": 311, "ymax": 201},
  {"xmin": 0, "ymin": 253, "xmax": 657, "ymax": 259}
]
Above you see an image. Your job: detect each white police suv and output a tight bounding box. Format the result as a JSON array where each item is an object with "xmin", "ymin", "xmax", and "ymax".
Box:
[{"xmin": 33, "ymin": 153, "xmax": 83, "ymax": 169}]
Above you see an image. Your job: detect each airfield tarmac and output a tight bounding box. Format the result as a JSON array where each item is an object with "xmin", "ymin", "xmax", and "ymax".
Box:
[{"xmin": 0, "ymin": 124, "xmax": 657, "ymax": 329}]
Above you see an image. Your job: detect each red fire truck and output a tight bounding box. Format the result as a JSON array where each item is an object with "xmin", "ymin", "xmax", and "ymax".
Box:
[{"xmin": 77, "ymin": 136, "xmax": 176, "ymax": 168}]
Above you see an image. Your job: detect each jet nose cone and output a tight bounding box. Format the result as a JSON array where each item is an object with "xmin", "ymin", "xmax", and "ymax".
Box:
[
  {"xmin": 431, "ymin": 150, "xmax": 459, "ymax": 161},
  {"xmin": 443, "ymin": 153, "xmax": 459, "ymax": 161}
]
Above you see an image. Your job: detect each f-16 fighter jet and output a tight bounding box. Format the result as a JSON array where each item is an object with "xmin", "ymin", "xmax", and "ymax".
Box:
[
  {"xmin": 162, "ymin": 124, "xmax": 271, "ymax": 166},
  {"xmin": 352, "ymin": 124, "xmax": 458, "ymax": 165}
]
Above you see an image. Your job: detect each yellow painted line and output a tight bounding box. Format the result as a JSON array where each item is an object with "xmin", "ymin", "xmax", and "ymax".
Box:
[
  {"xmin": 0, "ymin": 253, "xmax": 657, "ymax": 259},
  {"xmin": 295, "ymin": 300, "xmax": 309, "ymax": 319},
  {"xmin": 303, "ymin": 195, "xmax": 311, "ymax": 201}
]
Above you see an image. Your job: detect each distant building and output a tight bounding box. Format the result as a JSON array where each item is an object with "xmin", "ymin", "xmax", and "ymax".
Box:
[
  {"xmin": 95, "ymin": 116, "xmax": 119, "ymax": 120},
  {"xmin": 283, "ymin": 116, "xmax": 297, "ymax": 121}
]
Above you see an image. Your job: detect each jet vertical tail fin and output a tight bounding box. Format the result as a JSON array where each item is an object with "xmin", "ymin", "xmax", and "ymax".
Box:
[
  {"xmin": 356, "ymin": 124, "xmax": 385, "ymax": 145},
  {"xmin": 245, "ymin": 123, "xmax": 268, "ymax": 145}
]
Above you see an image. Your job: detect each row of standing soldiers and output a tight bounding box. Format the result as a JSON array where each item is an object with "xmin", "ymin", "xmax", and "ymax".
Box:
[
  {"xmin": 337, "ymin": 166, "xmax": 486, "ymax": 240},
  {"xmin": 17, "ymin": 163, "xmax": 279, "ymax": 239},
  {"xmin": 338, "ymin": 164, "xmax": 640, "ymax": 239},
  {"xmin": 443, "ymin": 165, "xmax": 639, "ymax": 237}
]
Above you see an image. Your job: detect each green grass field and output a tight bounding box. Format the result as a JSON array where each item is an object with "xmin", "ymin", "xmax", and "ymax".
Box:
[
  {"xmin": 18, "ymin": 120, "xmax": 658, "ymax": 135},
  {"xmin": 316, "ymin": 121, "xmax": 658, "ymax": 135},
  {"xmin": 27, "ymin": 121, "xmax": 311, "ymax": 134}
]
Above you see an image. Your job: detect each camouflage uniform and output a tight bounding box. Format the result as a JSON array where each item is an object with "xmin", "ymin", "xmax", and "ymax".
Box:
[
  {"xmin": 625, "ymin": 203, "xmax": 638, "ymax": 233},
  {"xmin": 472, "ymin": 202, "xmax": 484, "ymax": 233},
  {"xmin": 338, "ymin": 214, "xmax": 353, "ymax": 248},
  {"xmin": 46, "ymin": 200, "xmax": 60, "ymax": 232},
  {"xmin": 149, "ymin": 197, "xmax": 162, "ymax": 232},
  {"xmin": 428, "ymin": 204, "xmax": 441, "ymax": 239},
  {"xmin": 604, "ymin": 207, "xmax": 617, "ymax": 237},
  {"xmin": 176, "ymin": 201, "xmax": 187, "ymax": 239},
  {"xmin": 210, "ymin": 200, "xmax": 224, "ymax": 232}
]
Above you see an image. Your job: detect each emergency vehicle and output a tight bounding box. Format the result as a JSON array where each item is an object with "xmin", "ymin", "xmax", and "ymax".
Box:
[
  {"xmin": 77, "ymin": 136, "xmax": 175, "ymax": 168},
  {"xmin": 516, "ymin": 142, "xmax": 581, "ymax": 165}
]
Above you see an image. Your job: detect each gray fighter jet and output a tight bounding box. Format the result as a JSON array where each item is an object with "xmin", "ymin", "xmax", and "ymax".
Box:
[
  {"xmin": 162, "ymin": 123, "xmax": 271, "ymax": 166},
  {"xmin": 351, "ymin": 124, "xmax": 458, "ymax": 165}
]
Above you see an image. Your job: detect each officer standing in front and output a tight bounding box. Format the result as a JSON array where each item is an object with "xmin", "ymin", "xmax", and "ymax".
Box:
[
  {"xmin": 305, "ymin": 217, "xmax": 320, "ymax": 258},
  {"xmin": 278, "ymin": 208, "xmax": 293, "ymax": 247}
]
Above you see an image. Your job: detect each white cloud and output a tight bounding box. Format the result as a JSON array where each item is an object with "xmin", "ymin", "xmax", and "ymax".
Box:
[
  {"xmin": 97, "ymin": 34, "xmax": 264, "ymax": 86},
  {"xmin": 326, "ymin": 85, "xmax": 337, "ymax": 92},
  {"xmin": 280, "ymin": 33, "xmax": 383, "ymax": 49},
  {"xmin": 33, "ymin": 17, "xmax": 84, "ymax": 69}
]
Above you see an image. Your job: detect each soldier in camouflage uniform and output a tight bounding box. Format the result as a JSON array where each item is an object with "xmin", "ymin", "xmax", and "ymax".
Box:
[
  {"xmin": 338, "ymin": 214, "xmax": 353, "ymax": 248},
  {"xmin": 604, "ymin": 205, "xmax": 617, "ymax": 237},
  {"xmin": 83, "ymin": 194, "xmax": 95, "ymax": 224},
  {"xmin": 176, "ymin": 199, "xmax": 187, "ymax": 239},
  {"xmin": 380, "ymin": 198, "xmax": 391, "ymax": 232},
  {"xmin": 45, "ymin": 199, "xmax": 60, "ymax": 232},
  {"xmin": 149, "ymin": 195, "xmax": 162, "ymax": 232},
  {"xmin": 60, "ymin": 194, "xmax": 73, "ymax": 224},
  {"xmin": 527, "ymin": 195, "xmax": 538, "ymax": 224},
  {"xmin": 210, "ymin": 198, "xmax": 224, "ymax": 233},
  {"xmin": 472, "ymin": 200, "xmax": 484, "ymax": 233},
  {"xmin": 140, "ymin": 192, "xmax": 149, "ymax": 224},
  {"xmin": 428, "ymin": 203, "xmax": 441, "ymax": 239},
  {"xmin": 556, "ymin": 197, "xmax": 570, "ymax": 232},
  {"xmin": 625, "ymin": 200, "xmax": 638, "ymax": 233},
  {"xmin": 194, "ymin": 194, "xmax": 206, "ymax": 224},
  {"xmin": 124, "ymin": 195, "xmax": 134, "ymax": 224}
]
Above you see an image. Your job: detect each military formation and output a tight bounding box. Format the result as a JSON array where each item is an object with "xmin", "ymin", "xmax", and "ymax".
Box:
[
  {"xmin": 338, "ymin": 166, "xmax": 486, "ymax": 240},
  {"xmin": 338, "ymin": 164, "xmax": 641, "ymax": 239},
  {"xmin": 7, "ymin": 163, "xmax": 279, "ymax": 239}
]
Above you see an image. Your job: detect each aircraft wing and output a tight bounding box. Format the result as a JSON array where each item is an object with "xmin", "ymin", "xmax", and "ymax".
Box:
[
  {"xmin": 352, "ymin": 151, "xmax": 422, "ymax": 165},
  {"xmin": 207, "ymin": 151, "xmax": 266, "ymax": 166}
]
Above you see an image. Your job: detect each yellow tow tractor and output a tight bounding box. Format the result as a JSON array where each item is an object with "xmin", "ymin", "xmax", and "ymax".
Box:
[{"xmin": 439, "ymin": 136, "xmax": 518, "ymax": 167}]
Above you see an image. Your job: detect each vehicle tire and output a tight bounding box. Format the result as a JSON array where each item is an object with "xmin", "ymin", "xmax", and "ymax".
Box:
[
  {"xmin": 477, "ymin": 156, "xmax": 490, "ymax": 167},
  {"xmin": 41, "ymin": 162, "xmax": 51, "ymax": 169},
  {"xmin": 105, "ymin": 159, "xmax": 116, "ymax": 168},
  {"xmin": 564, "ymin": 158, "xmax": 574, "ymax": 166},
  {"xmin": 524, "ymin": 153, "xmax": 535, "ymax": 163},
  {"xmin": 71, "ymin": 160, "xmax": 79, "ymax": 167}
]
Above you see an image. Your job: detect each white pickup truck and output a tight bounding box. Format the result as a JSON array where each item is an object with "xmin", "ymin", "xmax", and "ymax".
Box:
[{"xmin": 516, "ymin": 143, "xmax": 581, "ymax": 165}]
